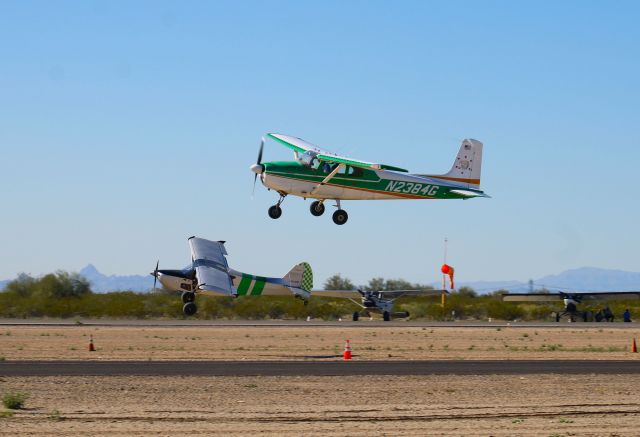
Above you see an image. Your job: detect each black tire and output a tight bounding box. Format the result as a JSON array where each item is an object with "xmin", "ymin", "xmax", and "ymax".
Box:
[
  {"xmin": 183, "ymin": 302, "xmax": 197, "ymax": 316},
  {"xmin": 555, "ymin": 312, "xmax": 560, "ymax": 322},
  {"xmin": 268, "ymin": 205, "xmax": 282, "ymax": 219},
  {"xmin": 352, "ymin": 312, "xmax": 359, "ymax": 322},
  {"xmin": 181, "ymin": 291, "xmax": 195, "ymax": 304},
  {"xmin": 383, "ymin": 311, "xmax": 390, "ymax": 322},
  {"xmin": 310, "ymin": 201, "xmax": 325, "ymax": 216},
  {"xmin": 332, "ymin": 209, "xmax": 348, "ymax": 225}
]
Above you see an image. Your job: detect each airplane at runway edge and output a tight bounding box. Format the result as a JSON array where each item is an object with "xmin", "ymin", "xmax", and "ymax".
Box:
[
  {"xmin": 502, "ymin": 291, "xmax": 640, "ymax": 322},
  {"xmin": 250, "ymin": 133, "xmax": 489, "ymax": 225}
]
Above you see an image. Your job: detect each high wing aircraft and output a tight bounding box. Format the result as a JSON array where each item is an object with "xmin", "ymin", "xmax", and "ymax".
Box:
[
  {"xmin": 312, "ymin": 288, "xmax": 448, "ymax": 321},
  {"xmin": 151, "ymin": 236, "xmax": 313, "ymax": 316},
  {"xmin": 250, "ymin": 133, "xmax": 488, "ymax": 225},
  {"xmin": 502, "ymin": 291, "xmax": 640, "ymax": 322}
]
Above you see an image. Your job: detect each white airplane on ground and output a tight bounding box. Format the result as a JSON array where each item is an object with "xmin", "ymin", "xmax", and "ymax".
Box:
[
  {"xmin": 151, "ymin": 236, "xmax": 313, "ymax": 316},
  {"xmin": 503, "ymin": 291, "xmax": 640, "ymax": 322},
  {"xmin": 313, "ymin": 289, "xmax": 448, "ymax": 321}
]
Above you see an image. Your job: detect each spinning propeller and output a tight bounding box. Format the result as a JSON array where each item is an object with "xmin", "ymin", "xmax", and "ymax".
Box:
[
  {"xmin": 251, "ymin": 137, "xmax": 265, "ymax": 196},
  {"xmin": 152, "ymin": 260, "xmax": 159, "ymax": 291}
]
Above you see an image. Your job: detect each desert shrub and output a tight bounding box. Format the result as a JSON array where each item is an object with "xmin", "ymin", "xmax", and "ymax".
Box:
[{"xmin": 3, "ymin": 392, "xmax": 28, "ymax": 409}]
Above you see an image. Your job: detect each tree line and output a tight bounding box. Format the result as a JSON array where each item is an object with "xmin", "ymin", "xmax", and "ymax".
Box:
[{"xmin": 0, "ymin": 271, "xmax": 638, "ymax": 321}]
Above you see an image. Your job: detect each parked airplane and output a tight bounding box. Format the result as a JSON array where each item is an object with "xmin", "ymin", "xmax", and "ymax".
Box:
[
  {"xmin": 312, "ymin": 288, "xmax": 448, "ymax": 321},
  {"xmin": 250, "ymin": 133, "xmax": 488, "ymax": 224},
  {"xmin": 502, "ymin": 291, "xmax": 640, "ymax": 322},
  {"xmin": 151, "ymin": 236, "xmax": 313, "ymax": 316}
]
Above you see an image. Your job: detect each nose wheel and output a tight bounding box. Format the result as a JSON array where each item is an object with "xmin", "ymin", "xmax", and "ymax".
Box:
[{"xmin": 268, "ymin": 194, "xmax": 286, "ymax": 219}]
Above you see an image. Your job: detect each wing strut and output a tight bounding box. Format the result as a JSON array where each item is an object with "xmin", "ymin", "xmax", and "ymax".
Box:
[{"xmin": 309, "ymin": 163, "xmax": 344, "ymax": 196}]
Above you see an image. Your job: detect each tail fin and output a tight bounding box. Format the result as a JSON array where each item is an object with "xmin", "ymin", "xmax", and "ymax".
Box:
[
  {"xmin": 422, "ymin": 139, "xmax": 483, "ymax": 189},
  {"xmin": 282, "ymin": 262, "xmax": 313, "ymax": 292}
]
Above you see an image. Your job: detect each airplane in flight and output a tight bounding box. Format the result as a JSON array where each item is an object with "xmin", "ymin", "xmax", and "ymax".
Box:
[
  {"xmin": 151, "ymin": 236, "xmax": 313, "ymax": 316},
  {"xmin": 250, "ymin": 133, "xmax": 488, "ymax": 225},
  {"xmin": 313, "ymin": 288, "xmax": 448, "ymax": 321},
  {"xmin": 502, "ymin": 291, "xmax": 640, "ymax": 322}
]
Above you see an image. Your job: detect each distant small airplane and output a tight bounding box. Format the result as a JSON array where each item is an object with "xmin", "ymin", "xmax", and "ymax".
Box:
[
  {"xmin": 250, "ymin": 133, "xmax": 488, "ymax": 224},
  {"xmin": 151, "ymin": 237, "xmax": 313, "ymax": 316},
  {"xmin": 502, "ymin": 291, "xmax": 640, "ymax": 322},
  {"xmin": 312, "ymin": 289, "xmax": 448, "ymax": 321}
]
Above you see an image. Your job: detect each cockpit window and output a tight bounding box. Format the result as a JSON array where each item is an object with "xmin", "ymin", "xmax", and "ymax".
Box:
[{"xmin": 299, "ymin": 150, "xmax": 319, "ymax": 169}]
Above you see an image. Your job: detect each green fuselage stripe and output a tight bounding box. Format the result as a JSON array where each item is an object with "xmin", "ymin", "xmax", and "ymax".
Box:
[
  {"xmin": 250, "ymin": 277, "xmax": 266, "ymax": 295},
  {"xmin": 237, "ymin": 274, "xmax": 252, "ymax": 296}
]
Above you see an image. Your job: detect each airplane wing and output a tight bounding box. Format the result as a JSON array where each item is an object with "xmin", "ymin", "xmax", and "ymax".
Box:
[
  {"xmin": 502, "ymin": 291, "xmax": 640, "ymax": 302},
  {"xmin": 188, "ymin": 237, "xmax": 234, "ymax": 295},
  {"xmin": 502, "ymin": 293, "xmax": 564, "ymax": 302},
  {"xmin": 377, "ymin": 289, "xmax": 448, "ymax": 299},
  {"xmin": 311, "ymin": 290, "xmax": 362, "ymax": 299},
  {"xmin": 572, "ymin": 291, "xmax": 640, "ymax": 301},
  {"xmin": 268, "ymin": 133, "xmax": 409, "ymax": 172}
]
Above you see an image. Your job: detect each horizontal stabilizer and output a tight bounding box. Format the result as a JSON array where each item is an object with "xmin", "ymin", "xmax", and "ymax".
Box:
[{"xmin": 450, "ymin": 189, "xmax": 490, "ymax": 198}]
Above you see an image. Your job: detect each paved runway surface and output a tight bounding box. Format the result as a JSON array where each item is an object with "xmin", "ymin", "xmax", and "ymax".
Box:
[
  {"xmin": 1, "ymin": 360, "xmax": 639, "ymax": 376},
  {"xmin": 0, "ymin": 318, "xmax": 636, "ymax": 328}
]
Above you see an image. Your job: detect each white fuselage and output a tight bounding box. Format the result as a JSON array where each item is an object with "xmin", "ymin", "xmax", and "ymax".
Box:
[{"xmin": 262, "ymin": 170, "xmax": 443, "ymax": 201}]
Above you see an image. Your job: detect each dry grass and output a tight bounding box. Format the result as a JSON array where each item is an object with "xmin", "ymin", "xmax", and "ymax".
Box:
[{"xmin": 1, "ymin": 325, "xmax": 639, "ymax": 361}]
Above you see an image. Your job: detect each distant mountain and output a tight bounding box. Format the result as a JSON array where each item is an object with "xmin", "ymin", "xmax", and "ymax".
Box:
[
  {"xmin": 451, "ymin": 267, "xmax": 640, "ymax": 294},
  {"xmin": 79, "ymin": 264, "xmax": 152, "ymax": 293}
]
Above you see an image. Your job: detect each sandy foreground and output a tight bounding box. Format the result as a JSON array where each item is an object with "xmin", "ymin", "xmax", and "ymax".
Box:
[
  {"xmin": 2, "ymin": 325, "xmax": 640, "ymax": 435},
  {"xmin": 1, "ymin": 325, "xmax": 639, "ymax": 361},
  {"xmin": 1, "ymin": 375, "xmax": 639, "ymax": 436}
]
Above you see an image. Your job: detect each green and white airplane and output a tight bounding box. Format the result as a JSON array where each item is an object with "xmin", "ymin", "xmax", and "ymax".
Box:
[
  {"xmin": 151, "ymin": 236, "xmax": 313, "ymax": 316},
  {"xmin": 250, "ymin": 133, "xmax": 489, "ymax": 225}
]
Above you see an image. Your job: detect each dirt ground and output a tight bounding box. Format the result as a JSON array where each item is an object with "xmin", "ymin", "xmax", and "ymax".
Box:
[
  {"xmin": 1, "ymin": 375, "xmax": 639, "ymax": 436},
  {"xmin": 1, "ymin": 325, "xmax": 639, "ymax": 361},
  {"xmin": 2, "ymin": 325, "xmax": 640, "ymax": 435}
]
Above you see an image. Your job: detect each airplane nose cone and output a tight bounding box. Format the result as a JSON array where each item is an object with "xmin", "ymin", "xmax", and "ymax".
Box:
[{"xmin": 250, "ymin": 163, "xmax": 264, "ymax": 175}]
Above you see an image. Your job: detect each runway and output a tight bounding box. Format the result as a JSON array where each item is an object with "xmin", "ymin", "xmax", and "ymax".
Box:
[
  {"xmin": 2, "ymin": 360, "xmax": 639, "ymax": 376},
  {"xmin": 0, "ymin": 318, "xmax": 635, "ymax": 328}
]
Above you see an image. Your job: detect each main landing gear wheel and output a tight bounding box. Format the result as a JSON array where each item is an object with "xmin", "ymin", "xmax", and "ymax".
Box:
[
  {"xmin": 181, "ymin": 291, "xmax": 195, "ymax": 304},
  {"xmin": 310, "ymin": 201, "xmax": 325, "ymax": 216},
  {"xmin": 332, "ymin": 209, "xmax": 348, "ymax": 225},
  {"xmin": 183, "ymin": 301, "xmax": 197, "ymax": 316},
  {"xmin": 352, "ymin": 312, "xmax": 359, "ymax": 321},
  {"xmin": 268, "ymin": 205, "xmax": 282, "ymax": 219},
  {"xmin": 383, "ymin": 311, "xmax": 390, "ymax": 322}
]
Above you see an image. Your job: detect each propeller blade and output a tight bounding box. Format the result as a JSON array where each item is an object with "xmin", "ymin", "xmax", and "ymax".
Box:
[
  {"xmin": 153, "ymin": 260, "xmax": 159, "ymax": 290},
  {"xmin": 252, "ymin": 137, "xmax": 265, "ymax": 199},
  {"xmin": 257, "ymin": 137, "xmax": 264, "ymax": 165}
]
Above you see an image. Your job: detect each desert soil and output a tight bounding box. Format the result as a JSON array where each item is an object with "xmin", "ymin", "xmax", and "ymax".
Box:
[
  {"xmin": 2, "ymin": 325, "xmax": 640, "ymax": 435},
  {"xmin": 1, "ymin": 325, "xmax": 639, "ymax": 361},
  {"xmin": 1, "ymin": 375, "xmax": 639, "ymax": 436}
]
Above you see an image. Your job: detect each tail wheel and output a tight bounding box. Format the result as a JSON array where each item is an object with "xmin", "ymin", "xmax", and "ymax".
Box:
[
  {"xmin": 183, "ymin": 302, "xmax": 198, "ymax": 316},
  {"xmin": 268, "ymin": 205, "xmax": 282, "ymax": 219},
  {"xmin": 383, "ymin": 311, "xmax": 390, "ymax": 322},
  {"xmin": 332, "ymin": 209, "xmax": 348, "ymax": 225},
  {"xmin": 352, "ymin": 312, "xmax": 359, "ymax": 322},
  {"xmin": 310, "ymin": 201, "xmax": 325, "ymax": 216}
]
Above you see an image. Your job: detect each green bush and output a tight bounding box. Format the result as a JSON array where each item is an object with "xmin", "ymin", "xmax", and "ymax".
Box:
[{"xmin": 3, "ymin": 392, "xmax": 28, "ymax": 410}]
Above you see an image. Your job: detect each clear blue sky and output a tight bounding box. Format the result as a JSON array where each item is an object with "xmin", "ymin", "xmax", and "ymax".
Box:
[{"xmin": 1, "ymin": 1, "xmax": 639, "ymax": 287}]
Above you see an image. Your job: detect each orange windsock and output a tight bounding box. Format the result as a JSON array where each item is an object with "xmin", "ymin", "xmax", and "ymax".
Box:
[{"xmin": 441, "ymin": 264, "xmax": 455, "ymax": 289}]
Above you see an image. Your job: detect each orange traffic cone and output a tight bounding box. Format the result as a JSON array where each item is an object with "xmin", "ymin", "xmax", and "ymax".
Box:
[
  {"xmin": 89, "ymin": 335, "xmax": 96, "ymax": 352},
  {"xmin": 632, "ymin": 338, "xmax": 638, "ymax": 353},
  {"xmin": 343, "ymin": 339, "xmax": 352, "ymax": 361}
]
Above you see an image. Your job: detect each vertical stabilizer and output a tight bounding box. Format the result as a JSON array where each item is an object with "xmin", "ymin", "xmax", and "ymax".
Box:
[
  {"xmin": 421, "ymin": 139, "xmax": 483, "ymax": 189},
  {"xmin": 283, "ymin": 262, "xmax": 313, "ymax": 292}
]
